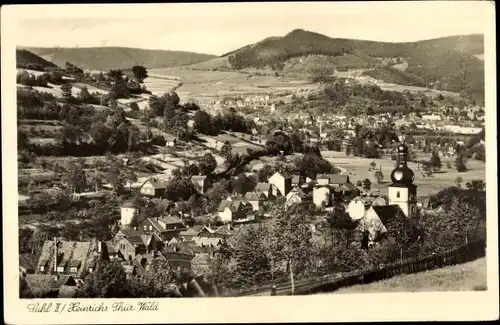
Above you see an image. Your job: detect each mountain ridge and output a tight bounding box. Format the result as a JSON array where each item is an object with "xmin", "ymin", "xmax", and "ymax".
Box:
[
  {"xmin": 19, "ymin": 46, "xmax": 217, "ymax": 70},
  {"xmin": 216, "ymin": 29, "xmax": 484, "ymax": 100}
]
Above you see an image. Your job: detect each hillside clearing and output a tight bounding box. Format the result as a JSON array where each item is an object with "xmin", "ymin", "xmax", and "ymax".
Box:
[{"xmin": 326, "ymin": 258, "xmax": 487, "ymax": 293}]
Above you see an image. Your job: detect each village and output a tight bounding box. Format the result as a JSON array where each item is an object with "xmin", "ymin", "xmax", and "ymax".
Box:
[{"xmin": 15, "ymin": 35, "xmax": 487, "ymax": 299}]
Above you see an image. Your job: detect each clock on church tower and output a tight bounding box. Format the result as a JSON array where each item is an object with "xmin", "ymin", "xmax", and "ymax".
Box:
[{"xmin": 388, "ymin": 143, "xmax": 417, "ymax": 217}]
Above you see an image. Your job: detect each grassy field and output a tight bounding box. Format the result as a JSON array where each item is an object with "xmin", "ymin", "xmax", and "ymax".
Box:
[
  {"xmin": 149, "ymin": 66, "xmax": 318, "ymax": 101},
  {"xmin": 329, "ymin": 258, "xmax": 487, "ymax": 293},
  {"xmin": 321, "ymin": 151, "xmax": 485, "ymax": 197},
  {"xmin": 197, "ymin": 132, "xmax": 265, "ymax": 155}
]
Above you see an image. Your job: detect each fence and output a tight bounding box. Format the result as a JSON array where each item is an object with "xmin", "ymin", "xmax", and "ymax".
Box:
[{"xmin": 223, "ymin": 239, "xmax": 486, "ymax": 297}]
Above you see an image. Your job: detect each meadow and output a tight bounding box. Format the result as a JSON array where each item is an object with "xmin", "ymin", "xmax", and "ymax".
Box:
[
  {"xmin": 330, "ymin": 258, "xmax": 486, "ymax": 293},
  {"xmin": 321, "ymin": 151, "xmax": 486, "ymax": 197},
  {"xmin": 149, "ymin": 66, "xmax": 318, "ymax": 101}
]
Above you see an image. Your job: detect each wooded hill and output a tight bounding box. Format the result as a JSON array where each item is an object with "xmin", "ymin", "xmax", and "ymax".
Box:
[
  {"xmin": 19, "ymin": 47, "xmax": 217, "ymax": 70},
  {"xmin": 16, "ymin": 49, "xmax": 58, "ymax": 70},
  {"xmin": 222, "ymin": 29, "xmax": 484, "ymax": 100}
]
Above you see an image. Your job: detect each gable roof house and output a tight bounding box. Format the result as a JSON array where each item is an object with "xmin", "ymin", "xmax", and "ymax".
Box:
[
  {"xmin": 357, "ymin": 205, "xmax": 404, "ymax": 246},
  {"xmin": 316, "ymin": 174, "xmax": 350, "ymax": 186},
  {"xmin": 116, "ymin": 236, "xmax": 148, "ymax": 262},
  {"xmin": 141, "ymin": 216, "xmax": 188, "ymax": 241},
  {"xmin": 35, "ymin": 239, "xmax": 104, "ymax": 279},
  {"xmin": 140, "ymin": 178, "xmax": 167, "ymax": 198},
  {"xmin": 255, "ymin": 182, "xmax": 278, "ymax": 199},
  {"xmin": 217, "ymin": 199, "xmax": 254, "ymax": 223},
  {"xmin": 347, "ymin": 195, "xmax": 387, "ymax": 220},
  {"xmin": 23, "ymin": 274, "xmax": 78, "ymax": 298},
  {"xmin": 191, "ymin": 175, "xmax": 209, "ymax": 194},
  {"xmin": 285, "ymin": 186, "xmax": 308, "ymax": 207},
  {"xmin": 19, "ymin": 254, "xmax": 38, "ymax": 276},
  {"xmin": 244, "ymin": 191, "xmax": 266, "ymax": 211}
]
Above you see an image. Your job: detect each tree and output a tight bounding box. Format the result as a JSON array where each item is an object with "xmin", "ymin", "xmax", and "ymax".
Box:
[
  {"xmin": 233, "ymin": 175, "xmax": 257, "ymax": 195},
  {"xmin": 76, "ymin": 261, "xmax": 130, "ymax": 298},
  {"xmin": 77, "ymin": 86, "xmax": 92, "ymax": 103},
  {"xmin": 163, "ymin": 102, "xmax": 176, "ymax": 133},
  {"xmin": 130, "ymin": 102, "xmax": 140, "ymax": 112},
  {"xmin": 345, "ymin": 145, "xmax": 352, "ymax": 156},
  {"xmin": 455, "ymin": 176, "xmax": 463, "ymax": 189},
  {"xmin": 193, "ymin": 110, "xmax": 219, "ymax": 135},
  {"xmin": 267, "ymin": 206, "xmax": 315, "ymax": 293},
  {"xmin": 232, "ymin": 224, "xmax": 273, "ymax": 289},
  {"xmin": 374, "ymin": 170, "xmax": 384, "ymax": 184},
  {"xmin": 66, "ymin": 159, "xmax": 86, "ymax": 195},
  {"xmin": 363, "ymin": 178, "xmax": 372, "ymax": 191},
  {"xmin": 465, "ymin": 180, "xmax": 486, "ymax": 192},
  {"xmin": 164, "ymin": 178, "xmax": 197, "ymax": 201},
  {"xmin": 306, "ymin": 64, "xmax": 336, "ymax": 83},
  {"xmin": 60, "ymin": 83, "xmax": 73, "ymax": 101},
  {"xmin": 220, "ymin": 141, "xmax": 233, "ymax": 160},
  {"xmin": 455, "ymin": 153, "xmax": 468, "ymax": 172},
  {"xmin": 428, "ymin": 150, "xmax": 442, "ymax": 172},
  {"xmin": 258, "ymin": 164, "xmax": 276, "ymax": 182},
  {"xmin": 107, "ymin": 69, "xmax": 124, "ymax": 83},
  {"xmin": 294, "ymin": 153, "xmax": 337, "ymax": 180},
  {"xmin": 131, "ymin": 66, "xmax": 148, "ymax": 83},
  {"xmin": 198, "ymin": 153, "xmax": 217, "ymax": 175},
  {"xmin": 188, "ymin": 194, "xmax": 206, "ymax": 216},
  {"xmin": 128, "ymin": 261, "xmax": 179, "ymax": 297}
]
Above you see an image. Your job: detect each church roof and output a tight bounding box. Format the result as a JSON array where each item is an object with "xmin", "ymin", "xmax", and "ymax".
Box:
[{"xmin": 371, "ymin": 205, "xmax": 404, "ymax": 224}]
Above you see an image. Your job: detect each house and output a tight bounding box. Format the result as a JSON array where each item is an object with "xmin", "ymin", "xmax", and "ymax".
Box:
[
  {"xmin": 112, "ymin": 228, "xmax": 145, "ymax": 246},
  {"xmin": 358, "ymin": 205, "xmax": 404, "ymax": 245},
  {"xmin": 255, "ymin": 182, "xmax": 278, "ymax": 199},
  {"xmin": 35, "ymin": 239, "xmax": 101, "ymax": 278},
  {"xmin": 313, "ymin": 186, "xmax": 332, "ymax": 208},
  {"xmin": 193, "ymin": 236, "xmax": 224, "ymax": 248},
  {"xmin": 348, "ymin": 196, "xmax": 387, "ymax": 221},
  {"xmin": 120, "ymin": 201, "xmax": 137, "ymax": 228},
  {"xmin": 23, "ymin": 274, "xmax": 78, "ymax": 298},
  {"xmin": 217, "ymin": 199, "xmax": 253, "ymax": 223},
  {"xmin": 19, "ymin": 254, "xmax": 38, "ymax": 276},
  {"xmin": 140, "ymin": 216, "xmax": 188, "ymax": 241},
  {"xmin": 285, "ymin": 186, "xmax": 307, "ymax": 207},
  {"xmin": 191, "ymin": 175, "xmax": 209, "ymax": 194},
  {"xmin": 316, "ymin": 174, "xmax": 350, "ymax": 186},
  {"xmin": 291, "ymin": 175, "xmax": 302, "ymax": 187},
  {"xmin": 197, "ymin": 225, "xmax": 233, "ymax": 239},
  {"xmin": 140, "ymin": 178, "xmax": 167, "ymax": 198},
  {"xmin": 116, "ymin": 235, "xmax": 148, "ymax": 261},
  {"xmin": 417, "ymin": 197, "xmax": 431, "ymax": 209},
  {"xmin": 244, "ymin": 191, "xmax": 266, "ymax": 211},
  {"xmin": 268, "ymin": 171, "xmax": 292, "ymax": 196},
  {"xmin": 165, "ymin": 135, "xmax": 177, "ymax": 147},
  {"xmin": 179, "ymin": 227, "xmax": 201, "ymax": 241}
]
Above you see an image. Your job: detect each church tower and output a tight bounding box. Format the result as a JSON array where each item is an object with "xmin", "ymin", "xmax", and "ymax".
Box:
[{"xmin": 388, "ymin": 143, "xmax": 417, "ymax": 218}]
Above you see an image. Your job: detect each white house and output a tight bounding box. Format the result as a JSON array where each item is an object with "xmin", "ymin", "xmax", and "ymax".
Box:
[
  {"xmin": 313, "ymin": 186, "xmax": 331, "ymax": 208},
  {"xmin": 120, "ymin": 201, "xmax": 137, "ymax": 227},
  {"xmin": 268, "ymin": 172, "xmax": 292, "ymax": 197},
  {"xmin": 348, "ymin": 196, "xmax": 387, "ymax": 221},
  {"xmin": 164, "ymin": 135, "xmax": 177, "ymax": 147},
  {"xmin": 217, "ymin": 200, "xmax": 253, "ymax": 223},
  {"xmin": 244, "ymin": 192, "xmax": 265, "ymax": 211},
  {"xmin": 255, "ymin": 182, "xmax": 278, "ymax": 199},
  {"xmin": 285, "ymin": 186, "xmax": 307, "ymax": 207}
]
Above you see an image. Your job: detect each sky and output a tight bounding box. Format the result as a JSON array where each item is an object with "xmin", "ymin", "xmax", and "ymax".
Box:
[{"xmin": 14, "ymin": 2, "xmax": 492, "ymax": 56}]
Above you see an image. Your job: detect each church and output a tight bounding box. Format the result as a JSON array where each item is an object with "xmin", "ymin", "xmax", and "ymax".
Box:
[{"xmin": 358, "ymin": 143, "xmax": 418, "ymax": 246}]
